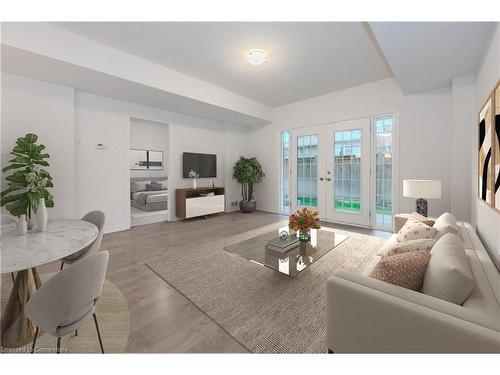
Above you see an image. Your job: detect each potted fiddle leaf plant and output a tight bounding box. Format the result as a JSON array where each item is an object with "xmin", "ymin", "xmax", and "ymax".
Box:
[
  {"xmin": 1, "ymin": 133, "xmax": 54, "ymax": 231},
  {"xmin": 232, "ymin": 156, "xmax": 265, "ymax": 213}
]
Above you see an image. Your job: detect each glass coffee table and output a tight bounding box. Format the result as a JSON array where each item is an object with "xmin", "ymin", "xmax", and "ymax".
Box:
[{"xmin": 224, "ymin": 225, "xmax": 349, "ymax": 276}]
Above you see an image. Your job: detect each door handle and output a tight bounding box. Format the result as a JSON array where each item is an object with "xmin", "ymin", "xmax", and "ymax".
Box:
[
  {"xmin": 319, "ymin": 177, "xmax": 324, "ymax": 181},
  {"xmin": 326, "ymin": 177, "xmax": 332, "ymax": 181}
]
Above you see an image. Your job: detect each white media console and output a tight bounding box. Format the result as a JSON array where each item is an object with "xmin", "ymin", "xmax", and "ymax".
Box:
[{"xmin": 175, "ymin": 187, "xmax": 225, "ymax": 219}]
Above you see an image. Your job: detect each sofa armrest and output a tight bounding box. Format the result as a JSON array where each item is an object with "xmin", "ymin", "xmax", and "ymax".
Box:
[
  {"xmin": 393, "ymin": 214, "xmax": 410, "ymax": 233},
  {"xmin": 326, "ymin": 270, "xmax": 500, "ymax": 353}
]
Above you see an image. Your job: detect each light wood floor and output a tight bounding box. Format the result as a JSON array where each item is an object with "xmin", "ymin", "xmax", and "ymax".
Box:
[{"xmin": 5, "ymin": 211, "xmax": 391, "ymax": 353}]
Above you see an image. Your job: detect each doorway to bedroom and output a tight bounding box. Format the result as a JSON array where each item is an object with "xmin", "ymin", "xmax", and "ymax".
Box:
[{"xmin": 129, "ymin": 118, "xmax": 170, "ymax": 227}]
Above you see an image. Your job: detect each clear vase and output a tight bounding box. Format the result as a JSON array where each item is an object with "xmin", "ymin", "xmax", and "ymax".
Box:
[
  {"xmin": 299, "ymin": 228, "xmax": 311, "ymax": 242},
  {"xmin": 192, "ymin": 179, "xmax": 197, "ymax": 189},
  {"xmin": 36, "ymin": 198, "xmax": 48, "ymax": 232},
  {"xmin": 17, "ymin": 214, "xmax": 27, "ymax": 234}
]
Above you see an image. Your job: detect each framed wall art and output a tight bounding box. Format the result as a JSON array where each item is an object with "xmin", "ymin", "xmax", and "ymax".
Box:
[
  {"xmin": 494, "ymin": 81, "xmax": 500, "ymax": 211},
  {"xmin": 478, "ymin": 96, "xmax": 493, "ymax": 205}
]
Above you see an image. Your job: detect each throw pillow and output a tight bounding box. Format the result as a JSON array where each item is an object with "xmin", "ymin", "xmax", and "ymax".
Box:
[
  {"xmin": 433, "ymin": 212, "xmax": 460, "ymax": 239},
  {"xmin": 422, "ymin": 233, "xmax": 474, "ymax": 305},
  {"xmin": 409, "ymin": 211, "xmax": 435, "ymax": 226},
  {"xmin": 146, "ymin": 182, "xmax": 163, "ymax": 191},
  {"xmin": 397, "ymin": 219, "xmax": 437, "ymax": 242},
  {"xmin": 369, "ymin": 251, "xmax": 431, "ymax": 291},
  {"xmin": 384, "ymin": 238, "xmax": 437, "ymax": 257},
  {"xmin": 130, "ymin": 180, "xmax": 150, "ymax": 193}
]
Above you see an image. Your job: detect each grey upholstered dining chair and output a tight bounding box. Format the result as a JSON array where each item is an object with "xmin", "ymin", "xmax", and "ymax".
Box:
[
  {"xmin": 60, "ymin": 210, "xmax": 105, "ymax": 270},
  {"xmin": 26, "ymin": 251, "xmax": 109, "ymax": 353}
]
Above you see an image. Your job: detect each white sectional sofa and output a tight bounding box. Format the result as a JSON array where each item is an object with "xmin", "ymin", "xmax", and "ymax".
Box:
[{"xmin": 326, "ymin": 214, "xmax": 500, "ymax": 353}]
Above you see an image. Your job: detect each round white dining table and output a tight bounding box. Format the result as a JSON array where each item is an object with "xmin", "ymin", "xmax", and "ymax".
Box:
[{"xmin": 1, "ymin": 218, "xmax": 98, "ymax": 349}]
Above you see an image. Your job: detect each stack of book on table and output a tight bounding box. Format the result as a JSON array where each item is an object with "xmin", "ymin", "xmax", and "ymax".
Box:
[{"xmin": 265, "ymin": 235, "xmax": 299, "ymax": 253}]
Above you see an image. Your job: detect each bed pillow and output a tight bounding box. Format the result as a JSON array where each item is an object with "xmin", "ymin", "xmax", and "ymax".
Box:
[
  {"xmin": 422, "ymin": 233, "xmax": 474, "ymax": 305},
  {"xmin": 156, "ymin": 179, "xmax": 168, "ymax": 189},
  {"xmin": 130, "ymin": 180, "xmax": 150, "ymax": 193},
  {"xmin": 370, "ymin": 251, "xmax": 431, "ymax": 291},
  {"xmin": 397, "ymin": 219, "xmax": 437, "ymax": 242},
  {"xmin": 147, "ymin": 182, "xmax": 163, "ymax": 191}
]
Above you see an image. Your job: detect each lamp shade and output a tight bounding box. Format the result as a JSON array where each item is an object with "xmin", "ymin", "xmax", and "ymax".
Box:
[{"xmin": 403, "ymin": 180, "xmax": 441, "ymax": 199}]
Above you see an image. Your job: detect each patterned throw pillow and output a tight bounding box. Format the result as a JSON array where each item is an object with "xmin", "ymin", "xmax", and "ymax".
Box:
[
  {"xmin": 384, "ymin": 238, "xmax": 437, "ymax": 257},
  {"xmin": 369, "ymin": 251, "xmax": 431, "ymax": 291},
  {"xmin": 409, "ymin": 211, "xmax": 435, "ymax": 226},
  {"xmin": 397, "ymin": 219, "xmax": 437, "ymax": 242}
]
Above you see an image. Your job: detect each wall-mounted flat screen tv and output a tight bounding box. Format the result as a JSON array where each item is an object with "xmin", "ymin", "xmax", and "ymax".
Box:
[{"xmin": 183, "ymin": 152, "xmax": 217, "ymax": 178}]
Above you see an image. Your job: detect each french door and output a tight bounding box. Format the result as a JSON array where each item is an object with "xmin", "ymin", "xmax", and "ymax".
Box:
[
  {"xmin": 290, "ymin": 118, "xmax": 371, "ymax": 227},
  {"xmin": 290, "ymin": 126, "xmax": 325, "ymax": 212}
]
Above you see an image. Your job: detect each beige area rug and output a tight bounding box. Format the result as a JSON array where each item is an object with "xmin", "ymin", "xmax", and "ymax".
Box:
[
  {"xmin": 1, "ymin": 274, "xmax": 129, "ymax": 353},
  {"xmin": 146, "ymin": 221, "xmax": 385, "ymax": 353}
]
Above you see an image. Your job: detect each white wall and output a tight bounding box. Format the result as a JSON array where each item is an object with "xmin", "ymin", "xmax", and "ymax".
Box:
[
  {"xmin": 129, "ymin": 118, "xmax": 169, "ymax": 179},
  {"xmin": 472, "ymin": 24, "xmax": 500, "ymax": 268},
  {"xmin": 224, "ymin": 127, "xmax": 252, "ymax": 209},
  {"xmin": 451, "ymin": 74, "xmax": 474, "ymax": 221},
  {"xmin": 251, "ymin": 78, "xmax": 456, "ymax": 219},
  {"xmin": 1, "ymin": 73, "xmax": 248, "ymax": 233},
  {"xmin": 1, "ymin": 73, "xmax": 75, "ymax": 218},
  {"xmin": 75, "ymin": 92, "xmax": 248, "ymax": 231}
]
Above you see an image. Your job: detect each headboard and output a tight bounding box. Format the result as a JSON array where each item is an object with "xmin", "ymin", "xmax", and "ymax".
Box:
[{"xmin": 130, "ymin": 177, "xmax": 168, "ymax": 194}]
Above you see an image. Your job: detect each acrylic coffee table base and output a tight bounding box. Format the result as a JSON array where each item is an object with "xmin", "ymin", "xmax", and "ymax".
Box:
[{"xmin": 1, "ymin": 268, "xmax": 43, "ymax": 348}]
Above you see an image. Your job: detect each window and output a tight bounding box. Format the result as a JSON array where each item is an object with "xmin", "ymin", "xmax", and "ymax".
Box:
[
  {"xmin": 334, "ymin": 129, "xmax": 361, "ymax": 213},
  {"xmin": 296, "ymin": 134, "xmax": 318, "ymax": 207},
  {"xmin": 280, "ymin": 132, "xmax": 291, "ymax": 213},
  {"xmin": 375, "ymin": 115, "xmax": 393, "ymax": 228}
]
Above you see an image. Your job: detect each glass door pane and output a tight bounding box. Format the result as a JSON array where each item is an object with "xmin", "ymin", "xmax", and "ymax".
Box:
[
  {"xmin": 280, "ymin": 132, "xmax": 291, "ymax": 213},
  {"xmin": 374, "ymin": 115, "xmax": 393, "ymax": 229},
  {"xmin": 334, "ymin": 129, "xmax": 361, "ymax": 214},
  {"xmin": 326, "ymin": 117, "xmax": 370, "ymax": 226},
  {"xmin": 296, "ymin": 134, "xmax": 318, "ymax": 208}
]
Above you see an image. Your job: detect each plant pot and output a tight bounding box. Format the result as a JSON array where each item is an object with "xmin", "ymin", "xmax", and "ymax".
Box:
[
  {"xmin": 239, "ymin": 200, "xmax": 256, "ymax": 213},
  {"xmin": 36, "ymin": 198, "xmax": 48, "ymax": 232},
  {"xmin": 192, "ymin": 179, "xmax": 197, "ymax": 189}
]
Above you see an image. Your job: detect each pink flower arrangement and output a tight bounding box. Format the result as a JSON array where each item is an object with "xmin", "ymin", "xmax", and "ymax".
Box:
[{"xmin": 288, "ymin": 207, "xmax": 321, "ymax": 233}]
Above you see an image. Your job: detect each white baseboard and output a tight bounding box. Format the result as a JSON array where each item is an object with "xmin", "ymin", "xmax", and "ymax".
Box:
[{"xmin": 103, "ymin": 223, "xmax": 130, "ymax": 234}]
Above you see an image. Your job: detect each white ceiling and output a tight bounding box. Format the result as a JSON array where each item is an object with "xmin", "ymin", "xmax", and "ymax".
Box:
[
  {"xmin": 370, "ymin": 22, "xmax": 495, "ymax": 94},
  {"xmin": 52, "ymin": 22, "xmax": 392, "ymax": 107}
]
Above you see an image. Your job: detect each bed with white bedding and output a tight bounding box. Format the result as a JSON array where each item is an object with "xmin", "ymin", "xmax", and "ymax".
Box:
[{"xmin": 130, "ymin": 178, "xmax": 168, "ymax": 211}]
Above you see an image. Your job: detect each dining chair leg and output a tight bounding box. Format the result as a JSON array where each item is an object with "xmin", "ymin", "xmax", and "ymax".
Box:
[
  {"xmin": 75, "ymin": 329, "xmax": 78, "ymax": 336},
  {"xmin": 56, "ymin": 337, "xmax": 61, "ymax": 354},
  {"xmin": 11, "ymin": 272, "xmax": 15, "ymax": 283},
  {"xmin": 93, "ymin": 313, "xmax": 105, "ymax": 353},
  {"xmin": 60, "ymin": 262, "xmax": 64, "ymax": 271},
  {"xmin": 31, "ymin": 327, "xmax": 39, "ymax": 354}
]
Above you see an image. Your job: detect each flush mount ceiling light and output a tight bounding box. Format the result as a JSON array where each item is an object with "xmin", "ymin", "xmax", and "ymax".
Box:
[{"xmin": 244, "ymin": 49, "xmax": 269, "ymax": 66}]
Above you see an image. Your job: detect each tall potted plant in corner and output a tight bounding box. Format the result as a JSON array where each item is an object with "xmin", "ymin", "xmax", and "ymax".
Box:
[
  {"xmin": 232, "ymin": 156, "xmax": 265, "ymax": 213},
  {"xmin": 1, "ymin": 133, "xmax": 54, "ymax": 231}
]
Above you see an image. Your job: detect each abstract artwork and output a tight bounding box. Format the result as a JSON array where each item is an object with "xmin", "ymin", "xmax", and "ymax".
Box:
[
  {"xmin": 129, "ymin": 149, "xmax": 163, "ymax": 170},
  {"xmin": 494, "ymin": 82, "xmax": 500, "ymax": 211},
  {"xmin": 478, "ymin": 97, "xmax": 493, "ymax": 205}
]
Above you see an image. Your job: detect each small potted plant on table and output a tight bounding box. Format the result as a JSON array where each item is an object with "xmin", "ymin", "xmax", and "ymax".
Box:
[
  {"xmin": 189, "ymin": 170, "xmax": 199, "ymax": 189},
  {"xmin": 1, "ymin": 133, "xmax": 54, "ymax": 232}
]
